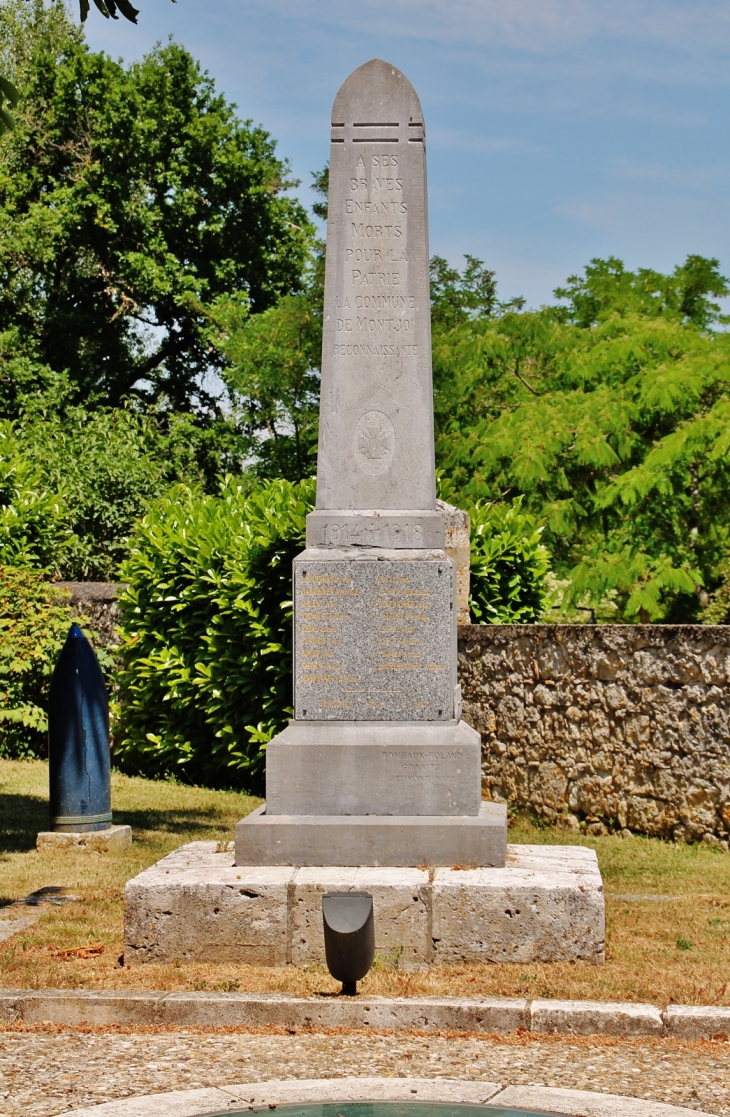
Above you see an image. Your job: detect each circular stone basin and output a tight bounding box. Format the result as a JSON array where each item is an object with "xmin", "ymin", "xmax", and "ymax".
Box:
[{"xmin": 208, "ymin": 1103, "xmax": 568, "ymax": 1117}]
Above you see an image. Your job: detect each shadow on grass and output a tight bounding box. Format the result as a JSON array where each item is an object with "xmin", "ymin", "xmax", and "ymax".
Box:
[
  {"xmin": 0, "ymin": 792, "xmax": 250, "ymax": 853},
  {"xmin": 113, "ymin": 804, "xmax": 245, "ymax": 838},
  {"xmin": 1, "ymin": 791, "xmax": 48, "ymax": 852}
]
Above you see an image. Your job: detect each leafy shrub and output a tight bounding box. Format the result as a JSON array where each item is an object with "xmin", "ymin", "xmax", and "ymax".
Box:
[
  {"xmin": 0, "ymin": 566, "xmax": 73, "ymax": 758},
  {"xmin": 468, "ymin": 498, "xmax": 551, "ymax": 623},
  {"xmin": 114, "ymin": 478, "xmax": 550, "ymax": 789},
  {"xmin": 0, "ymin": 420, "xmax": 69, "ymax": 572},
  {"xmin": 18, "ymin": 405, "xmax": 220, "ymax": 581},
  {"xmin": 113, "ymin": 477, "xmax": 315, "ymax": 789}
]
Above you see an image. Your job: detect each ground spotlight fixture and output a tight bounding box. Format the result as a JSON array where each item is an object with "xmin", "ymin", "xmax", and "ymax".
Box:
[{"xmin": 322, "ymin": 891, "xmax": 375, "ymax": 996}]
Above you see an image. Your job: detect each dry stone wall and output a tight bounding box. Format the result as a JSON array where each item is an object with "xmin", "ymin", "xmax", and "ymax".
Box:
[{"xmin": 457, "ymin": 624, "xmax": 730, "ymax": 845}]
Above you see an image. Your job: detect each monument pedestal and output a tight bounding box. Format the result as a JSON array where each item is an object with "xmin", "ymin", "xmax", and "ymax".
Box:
[
  {"xmin": 236, "ymin": 801, "xmax": 507, "ymax": 868},
  {"xmin": 240, "ymin": 717, "xmax": 506, "ymax": 867},
  {"xmin": 233, "ymin": 539, "xmax": 509, "ymax": 868},
  {"xmin": 265, "ymin": 719, "xmax": 482, "ymax": 817}
]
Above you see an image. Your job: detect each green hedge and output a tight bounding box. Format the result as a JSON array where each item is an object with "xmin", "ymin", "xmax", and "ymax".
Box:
[
  {"xmin": 113, "ymin": 477, "xmax": 315, "ymax": 789},
  {"xmin": 469, "ymin": 498, "xmax": 551, "ymax": 623},
  {"xmin": 0, "ymin": 566, "xmax": 72, "ymax": 758},
  {"xmin": 113, "ymin": 480, "xmax": 551, "ymax": 789}
]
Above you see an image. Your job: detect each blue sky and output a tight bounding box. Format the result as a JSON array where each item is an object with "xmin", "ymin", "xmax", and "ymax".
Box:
[{"xmin": 83, "ymin": 0, "xmax": 730, "ymax": 309}]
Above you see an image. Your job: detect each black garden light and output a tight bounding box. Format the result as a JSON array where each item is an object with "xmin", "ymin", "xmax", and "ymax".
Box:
[{"xmin": 322, "ymin": 892, "xmax": 375, "ymax": 995}]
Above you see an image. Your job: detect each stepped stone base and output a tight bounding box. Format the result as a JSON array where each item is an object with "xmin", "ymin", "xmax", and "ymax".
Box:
[
  {"xmin": 123, "ymin": 841, "xmax": 605, "ymax": 967},
  {"xmin": 235, "ymin": 801, "xmax": 506, "ymax": 867},
  {"xmin": 265, "ymin": 720, "xmax": 481, "ymax": 816}
]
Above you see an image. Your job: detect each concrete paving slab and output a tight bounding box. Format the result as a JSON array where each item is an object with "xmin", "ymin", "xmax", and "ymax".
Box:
[
  {"xmin": 61, "ymin": 1079, "xmax": 500, "ymax": 1117},
  {"xmin": 531, "ymin": 999, "xmax": 664, "ymax": 1037},
  {"xmin": 0, "ymin": 911, "xmax": 41, "ymax": 944},
  {"xmin": 36, "ymin": 825, "xmax": 132, "ymax": 852},
  {"xmin": 663, "ymin": 1003, "xmax": 730, "ymax": 1038},
  {"xmin": 492, "ymin": 1084, "xmax": 707, "ymax": 1116}
]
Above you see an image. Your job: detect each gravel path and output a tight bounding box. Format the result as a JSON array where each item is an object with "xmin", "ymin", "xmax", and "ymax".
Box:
[{"xmin": 0, "ymin": 1030, "xmax": 728, "ymax": 1117}]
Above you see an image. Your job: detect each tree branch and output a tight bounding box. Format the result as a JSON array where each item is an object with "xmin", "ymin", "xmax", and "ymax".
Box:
[
  {"xmin": 108, "ymin": 336, "xmax": 180, "ymax": 403},
  {"xmin": 509, "ymin": 357, "xmax": 541, "ymax": 396}
]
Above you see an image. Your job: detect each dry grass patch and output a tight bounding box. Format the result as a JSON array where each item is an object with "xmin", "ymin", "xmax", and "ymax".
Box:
[{"xmin": 1, "ymin": 758, "xmax": 729, "ymax": 1005}]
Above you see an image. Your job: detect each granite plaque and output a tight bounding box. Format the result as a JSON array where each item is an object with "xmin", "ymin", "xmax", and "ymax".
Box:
[
  {"xmin": 294, "ymin": 553, "xmax": 455, "ymax": 721},
  {"xmin": 305, "ymin": 508, "xmax": 444, "ymax": 549}
]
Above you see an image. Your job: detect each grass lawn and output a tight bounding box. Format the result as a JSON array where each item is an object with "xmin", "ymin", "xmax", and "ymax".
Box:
[{"xmin": 1, "ymin": 757, "xmax": 729, "ymax": 1005}]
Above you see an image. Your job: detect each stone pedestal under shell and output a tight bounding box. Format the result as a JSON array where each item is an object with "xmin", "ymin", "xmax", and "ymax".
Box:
[{"xmin": 37, "ymin": 824, "xmax": 132, "ymax": 853}]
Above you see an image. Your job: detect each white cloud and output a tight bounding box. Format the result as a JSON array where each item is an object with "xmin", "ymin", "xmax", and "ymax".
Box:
[{"xmin": 81, "ymin": 0, "xmax": 730, "ymax": 307}]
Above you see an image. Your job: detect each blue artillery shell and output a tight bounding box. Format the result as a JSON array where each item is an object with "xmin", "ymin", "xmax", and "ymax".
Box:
[{"xmin": 48, "ymin": 623, "xmax": 112, "ymax": 832}]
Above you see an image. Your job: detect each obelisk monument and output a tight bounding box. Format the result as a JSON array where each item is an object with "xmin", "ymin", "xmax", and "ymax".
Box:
[{"xmin": 236, "ymin": 59, "xmax": 506, "ymax": 866}]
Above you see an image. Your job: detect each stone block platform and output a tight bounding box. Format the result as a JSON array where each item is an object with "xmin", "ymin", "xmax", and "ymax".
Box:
[
  {"xmin": 123, "ymin": 841, "xmax": 605, "ymax": 966},
  {"xmin": 236, "ymin": 801, "xmax": 506, "ymax": 867}
]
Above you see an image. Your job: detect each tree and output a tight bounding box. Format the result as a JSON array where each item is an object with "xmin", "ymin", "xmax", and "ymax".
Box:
[
  {"xmin": 79, "ymin": 0, "xmax": 174, "ymax": 22},
  {"xmin": 204, "ymin": 165, "xmax": 327, "ymax": 482},
  {"xmin": 554, "ymin": 255, "xmax": 729, "ymax": 330},
  {"xmin": 209, "ymin": 293, "xmax": 321, "ymax": 482},
  {"xmin": 17, "ymin": 399, "xmax": 228, "ymax": 579},
  {"xmin": 0, "ymin": 4, "xmax": 314, "ymax": 412},
  {"xmin": 431, "ymin": 254, "xmax": 524, "ymax": 332},
  {"xmin": 0, "ymin": 0, "xmax": 176, "ymax": 134},
  {"xmin": 0, "ymin": 0, "xmax": 69, "ymax": 137},
  {"xmin": 0, "ymin": 74, "xmax": 18, "ymax": 136},
  {"xmin": 0, "ymin": 420, "xmax": 69, "ymax": 571},
  {"xmin": 433, "ymin": 255, "xmax": 730, "ymax": 622}
]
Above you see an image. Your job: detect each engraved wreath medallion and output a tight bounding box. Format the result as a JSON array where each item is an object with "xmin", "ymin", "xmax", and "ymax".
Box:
[{"xmin": 353, "ymin": 409, "xmax": 395, "ymax": 475}]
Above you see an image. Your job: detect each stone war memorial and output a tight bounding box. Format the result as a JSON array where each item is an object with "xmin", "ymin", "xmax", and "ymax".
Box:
[
  {"xmin": 125, "ymin": 60, "xmax": 605, "ymax": 968},
  {"xmin": 236, "ymin": 55, "xmax": 503, "ymax": 867}
]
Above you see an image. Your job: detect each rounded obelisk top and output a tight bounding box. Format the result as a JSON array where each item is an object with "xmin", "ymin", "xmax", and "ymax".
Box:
[
  {"xmin": 332, "ymin": 59, "xmax": 424, "ymax": 131},
  {"xmin": 310, "ymin": 54, "xmax": 435, "ymax": 525}
]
